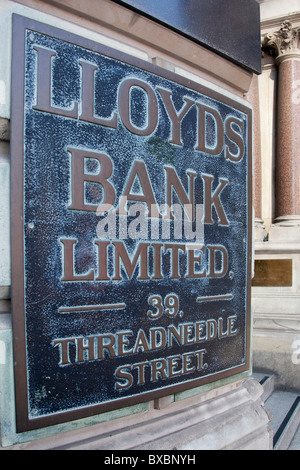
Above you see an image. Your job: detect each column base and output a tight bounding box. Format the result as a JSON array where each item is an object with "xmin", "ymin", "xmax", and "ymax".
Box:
[
  {"xmin": 268, "ymin": 216, "xmax": 300, "ymax": 242},
  {"xmin": 255, "ymin": 218, "xmax": 267, "ymax": 242}
]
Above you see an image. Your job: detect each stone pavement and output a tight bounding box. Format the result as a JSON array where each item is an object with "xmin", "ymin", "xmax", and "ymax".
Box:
[{"xmin": 253, "ymin": 371, "xmax": 300, "ymax": 450}]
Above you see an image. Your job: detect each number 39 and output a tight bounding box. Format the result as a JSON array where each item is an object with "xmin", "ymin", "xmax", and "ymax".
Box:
[{"xmin": 147, "ymin": 293, "xmax": 180, "ymax": 319}]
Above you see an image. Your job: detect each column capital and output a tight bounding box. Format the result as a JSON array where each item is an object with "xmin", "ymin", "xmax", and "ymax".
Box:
[{"xmin": 262, "ymin": 20, "xmax": 300, "ymax": 62}]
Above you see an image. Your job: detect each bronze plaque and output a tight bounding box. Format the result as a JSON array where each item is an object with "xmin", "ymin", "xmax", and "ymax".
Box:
[
  {"xmin": 252, "ymin": 259, "xmax": 292, "ymax": 286},
  {"xmin": 11, "ymin": 15, "xmax": 252, "ymax": 432}
]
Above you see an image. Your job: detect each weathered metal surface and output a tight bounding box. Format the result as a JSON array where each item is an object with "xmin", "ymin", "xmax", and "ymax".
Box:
[
  {"xmin": 11, "ymin": 15, "xmax": 252, "ymax": 432},
  {"xmin": 111, "ymin": 0, "xmax": 262, "ymax": 74},
  {"xmin": 252, "ymin": 259, "xmax": 293, "ymax": 287}
]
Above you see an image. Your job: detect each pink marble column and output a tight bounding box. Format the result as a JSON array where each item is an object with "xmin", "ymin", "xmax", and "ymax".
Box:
[
  {"xmin": 263, "ymin": 21, "xmax": 300, "ymax": 227},
  {"xmin": 247, "ymin": 75, "xmax": 262, "ymax": 219},
  {"xmin": 275, "ymin": 54, "xmax": 300, "ymax": 224},
  {"xmin": 247, "ymin": 74, "xmax": 265, "ymax": 240}
]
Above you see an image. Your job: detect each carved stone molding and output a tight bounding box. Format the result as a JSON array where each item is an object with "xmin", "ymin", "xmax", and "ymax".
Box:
[{"xmin": 262, "ymin": 20, "xmax": 300, "ymax": 60}]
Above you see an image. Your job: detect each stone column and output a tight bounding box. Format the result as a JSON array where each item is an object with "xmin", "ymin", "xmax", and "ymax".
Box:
[{"xmin": 262, "ymin": 21, "xmax": 300, "ymax": 239}]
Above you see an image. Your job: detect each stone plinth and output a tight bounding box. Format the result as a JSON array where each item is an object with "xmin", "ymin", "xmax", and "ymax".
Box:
[{"xmin": 247, "ymin": 75, "xmax": 266, "ymax": 242}]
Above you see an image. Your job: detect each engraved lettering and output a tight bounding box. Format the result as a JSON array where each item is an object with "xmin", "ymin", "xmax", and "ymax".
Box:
[
  {"xmin": 196, "ymin": 103, "xmax": 224, "ymax": 155},
  {"xmin": 115, "ymin": 365, "xmax": 133, "ymax": 390},
  {"xmin": 118, "ymin": 78, "xmax": 158, "ymax": 136},
  {"xmin": 157, "ymin": 87, "xmax": 195, "ymax": 146},
  {"xmin": 117, "ymin": 160, "xmax": 159, "ymax": 216},
  {"xmin": 208, "ymin": 244, "xmax": 228, "ymax": 278},
  {"xmin": 60, "ymin": 238, "xmax": 95, "ymax": 281},
  {"xmin": 165, "ymin": 166, "xmax": 196, "ymax": 221},
  {"xmin": 33, "ymin": 45, "xmax": 79, "ymax": 117},
  {"xmin": 78, "ymin": 60, "xmax": 117, "ymax": 128},
  {"xmin": 225, "ymin": 116, "xmax": 245, "ymax": 162},
  {"xmin": 202, "ymin": 174, "xmax": 229, "ymax": 226},
  {"xmin": 67, "ymin": 147, "xmax": 116, "ymax": 212},
  {"xmin": 112, "ymin": 241, "xmax": 151, "ymax": 281}
]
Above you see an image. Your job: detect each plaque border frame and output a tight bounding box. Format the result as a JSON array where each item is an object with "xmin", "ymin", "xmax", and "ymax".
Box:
[{"xmin": 10, "ymin": 14, "xmax": 252, "ymax": 432}]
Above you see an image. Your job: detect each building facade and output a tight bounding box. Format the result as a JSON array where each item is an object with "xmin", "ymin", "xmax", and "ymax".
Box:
[
  {"xmin": 252, "ymin": 0, "xmax": 300, "ymax": 390},
  {"xmin": 2, "ymin": 0, "xmax": 295, "ymax": 450}
]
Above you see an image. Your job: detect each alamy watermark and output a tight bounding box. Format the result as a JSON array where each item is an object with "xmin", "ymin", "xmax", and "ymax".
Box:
[
  {"xmin": 96, "ymin": 200, "xmax": 204, "ymax": 245},
  {"xmin": 292, "ymin": 338, "xmax": 300, "ymax": 365}
]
